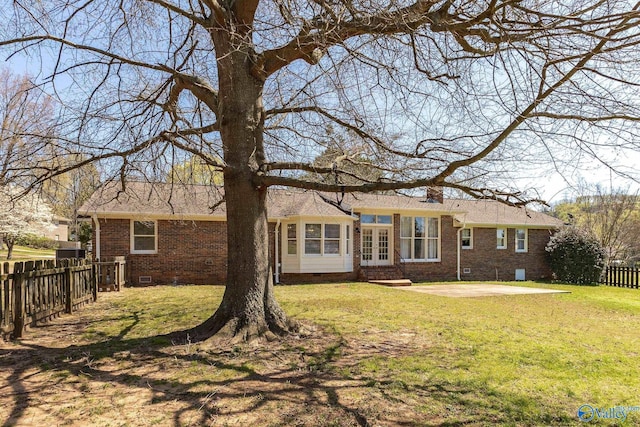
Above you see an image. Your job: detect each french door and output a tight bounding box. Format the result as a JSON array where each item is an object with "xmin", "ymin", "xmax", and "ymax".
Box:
[{"xmin": 361, "ymin": 226, "xmax": 392, "ymax": 266}]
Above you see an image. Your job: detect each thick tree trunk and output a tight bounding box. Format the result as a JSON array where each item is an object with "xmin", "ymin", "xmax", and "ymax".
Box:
[
  {"xmin": 6, "ymin": 239, "xmax": 14, "ymax": 260},
  {"xmin": 187, "ymin": 30, "xmax": 295, "ymax": 342}
]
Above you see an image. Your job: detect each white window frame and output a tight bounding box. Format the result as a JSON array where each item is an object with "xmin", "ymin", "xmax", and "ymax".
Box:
[
  {"xmin": 400, "ymin": 216, "xmax": 440, "ymax": 262},
  {"xmin": 324, "ymin": 224, "xmax": 341, "ymax": 255},
  {"xmin": 346, "ymin": 225, "xmax": 351, "ymax": 255},
  {"xmin": 515, "ymin": 228, "xmax": 528, "ymax": 253},
  {"xmin": 461, "ymin": 228, "xmax": 473, "ymax": 249},
  {"xmin": 287, "ymin": 223, "xmax": 297, "ymax": 256},
  {"xmin": 497, "ymin": 228, "xmax": 507, "ymax": 249},
  {"xmin": 131, "ymin": 220, "xmax": 158, "ymax": 254},
  {"xmin": 360, "ymin": 214, "xmax": 393, "ymax": 225},
  {"xmin": 304, "ymin": 223, "xmax": 341, "ymax": 256}
]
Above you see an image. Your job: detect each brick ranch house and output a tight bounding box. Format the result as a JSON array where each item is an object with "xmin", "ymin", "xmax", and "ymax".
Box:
[{"xmin": 79, "ymin": 182, "xmax": 563, "ymax": 286}]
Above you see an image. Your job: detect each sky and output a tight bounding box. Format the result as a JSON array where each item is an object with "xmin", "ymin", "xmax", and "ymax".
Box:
[{"xmin": 2, "ymin": 26, "xmax": 639, "ymax": 207}]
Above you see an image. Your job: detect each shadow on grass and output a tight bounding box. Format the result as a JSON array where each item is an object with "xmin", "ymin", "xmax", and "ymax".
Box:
[{"xmin": 1, "ymin": 314, "xmax": 576, "ymax": 427}]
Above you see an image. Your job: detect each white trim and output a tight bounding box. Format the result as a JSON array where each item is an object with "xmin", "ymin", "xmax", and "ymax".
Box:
[
  {"xmin": 286, "ymin": 223, "xmax": 298, "ymax": 256},
  {"xmin": 399, "ymin": 216, "xmax": 441, "ymax": 262},
  {"xmin": 515, "ymin": 228, "xmax": 528, "ymax": 253},
  {"xmin": 85, "ymin": 212, "xmax": 227, "ymax": 222},
  {"xmin": 130, "ymin": 219, "xmax": 158, "ymax": 254},
  {"xmin": 461, "ymin": 228, "xmax": 473, "ymax": 249},
  {"xmin": 360, "ymin": 225, "xmax": 393, "ymax": 266},
  {"xmin": 303, "ymin": 222, "xmax": 342, "ymax": 257},
  {"xmin": 496, "ymin": 228, "xmax": 507, "ymax": 250}
]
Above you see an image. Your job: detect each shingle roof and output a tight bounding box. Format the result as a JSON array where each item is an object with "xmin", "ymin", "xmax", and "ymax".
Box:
[
  {"xmin": 79, "ymin": 182, "xmax": 562, "ymax": 228},
  {"xmin": 325, "ymin": 192, "xmax": 463, "ymax": 213},
  {"xmin": 79, "ymin": 181, "xmax": 227, "ymax": 218},
  {"xmin": 79, "ymin": 182, "xmax": 349, "ymax": 219},
  {"xmin": 446, "ymin": 199, "xmax": 563, "ymax": 228}
]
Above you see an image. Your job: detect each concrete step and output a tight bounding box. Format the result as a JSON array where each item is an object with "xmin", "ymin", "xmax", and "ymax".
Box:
[{"xmin": 368, "ymin": 279, "xmax": 412, "ymax": 287}]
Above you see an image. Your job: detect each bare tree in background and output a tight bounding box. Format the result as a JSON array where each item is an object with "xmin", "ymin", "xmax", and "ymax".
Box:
[
  {"xmin": 1, "ymin": 0, "xmax": 640, "ymax": 341},
  {"xmin": 0, "ymin": 69, "xmax": 58, "ymax": 189},
  {"xmin": 554, "ymin": 185, "xmax": 640, "ymax": 264}
]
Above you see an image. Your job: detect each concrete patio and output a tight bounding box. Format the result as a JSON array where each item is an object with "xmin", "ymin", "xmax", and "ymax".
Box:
[{"xmin": 396, "ymin": 284, "xmax": 571, "ymax": 298}]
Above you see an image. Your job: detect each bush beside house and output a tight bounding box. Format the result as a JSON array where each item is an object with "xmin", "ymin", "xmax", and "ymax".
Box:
[{"xmin": 546, "ymin": 227, "xmax": 606, "ymax": 285}]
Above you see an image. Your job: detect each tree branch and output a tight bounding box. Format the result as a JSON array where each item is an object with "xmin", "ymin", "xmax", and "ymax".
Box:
[{"xmin": 432, "ymin": 3, "xmax": 640, "ymax": 183}]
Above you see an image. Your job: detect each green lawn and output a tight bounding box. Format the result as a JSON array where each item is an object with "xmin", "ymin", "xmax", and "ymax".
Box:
[
  {"xmin": 0, "ymin": 245, "xmax": 55, "ymax": 263},
  {"xmin": 2, "ymin": 281, "xmax": 639, "ymax": 426}
]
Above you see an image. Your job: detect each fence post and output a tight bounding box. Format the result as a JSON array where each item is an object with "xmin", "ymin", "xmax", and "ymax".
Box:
[
  {"xmin": 92, "ymin": 261, "xmax": 98, "ymax": 301},
  {"xmin": 12, "ymin": 262, "xmax": 25, "ymax": 339},
  {"xmin": 65, "ymin": 260, "xmax": 73, "ymax": 314},
  {"xmin": 1, "ymin": 262, "xmax": 10, "ymax": 337}
]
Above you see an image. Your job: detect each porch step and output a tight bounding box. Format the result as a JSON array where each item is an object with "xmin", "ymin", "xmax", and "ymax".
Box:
[
  {"xmin": 369, "ymin": 279, "xmax": 413, "ymax": 287},
  {"xmin": 359, "ymin": 265, "xmax": 409, "ymax": 283}
]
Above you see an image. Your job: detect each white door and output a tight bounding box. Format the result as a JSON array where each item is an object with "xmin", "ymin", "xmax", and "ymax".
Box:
[{"xmin": 361, "ymin": 227, "xmax": 392, "ymax": 266}]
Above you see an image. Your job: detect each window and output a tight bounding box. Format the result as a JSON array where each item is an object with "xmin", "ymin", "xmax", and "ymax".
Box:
[
  {"xmin": 304, "ymin": 224, "xmax": 322, "ymax": 255},
  {"xmin": 461, "ymin": 228, "xmax": 472, "ymax": 249},
  {"xmin": 497, "ymin": 228, "xmax": 507, "ymax": 249},
  {"xmin": 360, "ymin": 214, "xmax": 392, "ymax": 224},
  {"xmin": 287, "ymin": 224, "xmax": 297, "ymax": 255},
  {"xmin": 515, "ymin": 228, "xmax": 528, "ymax": 252},
  {"xmin": 400, "ymin": 216, "xmax": 439, "ymax": 261},
  {"xmin": 304, "ymin": 223, "xmax": 341, "ymax": 255},
  {"xmin": 132, "ymin": 220, "xmax": 157, "ymax": 254},
  {"xmin": 346, "ymin": 225, "xmax": 351, "ymax": 255},
  {"xmin": 324, "ymin": 224, "xmax": 340, "ymax": 254}
]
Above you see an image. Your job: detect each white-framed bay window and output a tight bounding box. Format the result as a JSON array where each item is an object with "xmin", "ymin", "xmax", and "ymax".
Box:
[
  {"xmin": 400, "ymin": 216, "xmax": 440, "ymax": 261},
  {"xmin": 515, "ymin": 228, "xmax": 528, "ymax": 253},
  {"xmin": 304, "ymin": 223, "xmax": 341, "ymax": 255},
  {"xmin": 287, "ymin": 224, "xmax": 297, "ymax": 255},
  {"xmin": 131, "ymin": 220, "xmax": 157, "ymax": 254}
]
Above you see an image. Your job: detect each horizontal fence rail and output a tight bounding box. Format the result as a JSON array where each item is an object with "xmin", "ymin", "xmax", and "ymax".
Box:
[
  {"xmin": 0, "ymin": 259, "xmax": 97, "ymax": 340},
  {"xmin": 601, "ymin": 266, "xmax": 640, "ymax": 289}
]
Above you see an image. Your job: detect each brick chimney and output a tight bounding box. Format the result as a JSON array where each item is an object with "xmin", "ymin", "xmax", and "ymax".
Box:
[{"xmin": 426, "ymin": 186, "xmax": 444, "ymax": 203}]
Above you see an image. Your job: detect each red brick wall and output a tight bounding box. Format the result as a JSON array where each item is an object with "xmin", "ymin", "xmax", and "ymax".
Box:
[
  {"xmin": 95, "ymin": 218, "xmax": 228, "ymax": 285},
  {"xmin": 94, "ymin": 216, "xmax": 554, "ymax": 285},
  {"xmin": 458, "ymin": 227, "xmax": 553, "ymax": 281}
]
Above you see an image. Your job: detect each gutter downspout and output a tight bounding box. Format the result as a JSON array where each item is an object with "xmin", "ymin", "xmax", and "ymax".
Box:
[
  {"xmin": 93, "ymin": 214, "xmax": 101, "ymax": 261},
  {"xmin": 456, "ymin": 228, "xmax": 461, "ymax": 281},
  {"xmin": 275, "ymin": 219, "xmax": 281, "ymax": 284}
]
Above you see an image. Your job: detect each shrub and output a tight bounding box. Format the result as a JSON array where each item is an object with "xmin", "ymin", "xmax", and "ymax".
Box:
[
  {"xmin": 546, "ymin": 227, "xmax": 605, "ymax": 285},
  {"xmin": 15, "ymin": 234, "xmax": 60, "ymax": 250}
]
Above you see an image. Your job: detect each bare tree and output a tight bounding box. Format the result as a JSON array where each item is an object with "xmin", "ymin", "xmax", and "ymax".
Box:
[
  {"xmin": 0, "ymin": 69, "xmax": 58, "ymax": 189},
  {"xmin": 2, "ymin": 0, "xmax": 640, "ymax": 341},
  {"xmin": 554, "ymin": 185, "xmax": 640, "ymax": 263},
  {"xmin": 40, "ymin": 157, "xmax": 101, "ymax": 242}
]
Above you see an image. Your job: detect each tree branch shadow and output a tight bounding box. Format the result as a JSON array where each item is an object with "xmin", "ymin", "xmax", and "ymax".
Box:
[{"xmin": 1, "ymin": 315, "xmax": 574, "ymax": 426}]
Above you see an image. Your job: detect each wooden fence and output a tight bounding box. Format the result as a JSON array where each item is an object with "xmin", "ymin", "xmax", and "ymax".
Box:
[
  {"xmin": 601, "ymin": 265, "xmax": 640, "ymax": 289},
  {"xmin": 0, "ymin": 259, "xmax": 97, "ymax": 340},
  {"xmin": 95, "ymin": 257, "xmax": 126, "ymax": 292}
]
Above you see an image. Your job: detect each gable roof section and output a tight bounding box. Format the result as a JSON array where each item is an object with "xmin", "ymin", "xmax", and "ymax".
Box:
[{"xmin": 79, "ymin": 182, "xmax": 562, "ymax": 228}]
